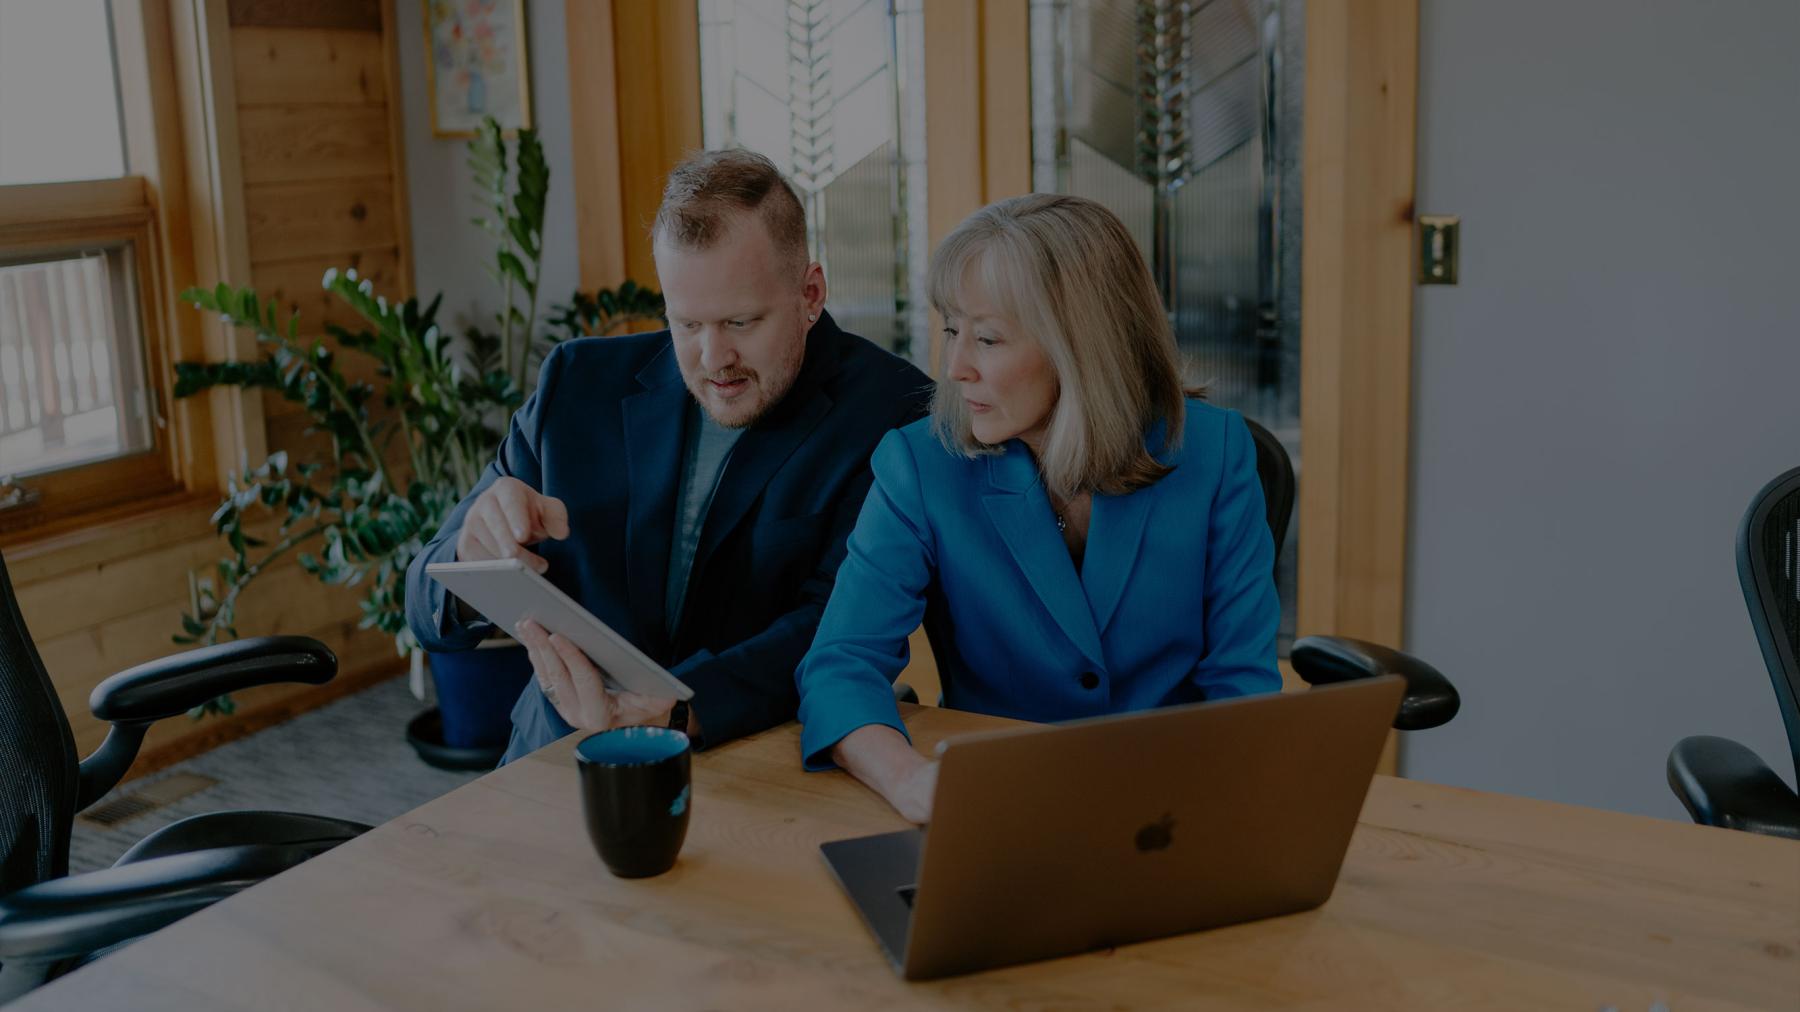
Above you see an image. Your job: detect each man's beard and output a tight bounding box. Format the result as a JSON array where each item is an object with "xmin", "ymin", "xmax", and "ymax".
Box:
[{"xmin": 685, "ymin": 345, "xmax": 804, "ymax": 429}]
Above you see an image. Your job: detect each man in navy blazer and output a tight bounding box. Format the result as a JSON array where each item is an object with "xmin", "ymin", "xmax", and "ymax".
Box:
[{"xmin": 405, "ymin": 150, "xmax": 928, "ymax": 762}]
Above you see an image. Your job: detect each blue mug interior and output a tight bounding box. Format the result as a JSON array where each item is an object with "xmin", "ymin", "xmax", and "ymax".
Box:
[{"xmin": 576, "ymin": 726, "xmax": 690, "ymax": 767}]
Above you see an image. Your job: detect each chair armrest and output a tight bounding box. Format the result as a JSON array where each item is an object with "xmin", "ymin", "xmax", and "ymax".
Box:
[
  {"xmin": 0, "ymin": 845, "xmax": 318, "ymax": 964},
  {"xmin": 74, "ymin": 637, "xmax": 339, "ymax": 808},
  {"xmin": 1290, "ymin": 635, "xmax": 1462, "ymax": 731},
  {"xmin": 1666, "ymin": 735, "xmax": 1800, "ymax": 839},
  {"xmin": 88, "ymin": 636, "xmax": 337, "ymax": 724}
]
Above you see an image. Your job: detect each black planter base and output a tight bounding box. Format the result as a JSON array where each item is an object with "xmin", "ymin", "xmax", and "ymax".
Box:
[{"xmin": 406, "ymin": 708, "xmax": 505, "ymax": 771}]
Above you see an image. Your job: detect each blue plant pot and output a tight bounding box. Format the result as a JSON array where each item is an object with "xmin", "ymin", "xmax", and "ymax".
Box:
[{"xmin": 428, "ymin": 642, "xmax": 533, "ymax": 750}]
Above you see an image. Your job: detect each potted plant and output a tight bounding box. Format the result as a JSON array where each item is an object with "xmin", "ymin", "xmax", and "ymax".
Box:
[{"xmin": 172, "ymin": 117, "xmax": 662, "ymax": 764}]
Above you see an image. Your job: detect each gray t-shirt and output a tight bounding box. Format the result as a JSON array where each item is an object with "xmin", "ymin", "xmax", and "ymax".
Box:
[{"xmin": 665, "ymin": 400, "xmax": 745, "ymax": 632}]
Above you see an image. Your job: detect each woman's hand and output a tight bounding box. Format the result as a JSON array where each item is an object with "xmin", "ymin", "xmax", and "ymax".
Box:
[
  {"xmin": 887, "ymin": 759, "xmax": 939, "ymax": 824},
  {"xmin": 832, "ymin": 724, "xmax": 939, "ymax": 824}
]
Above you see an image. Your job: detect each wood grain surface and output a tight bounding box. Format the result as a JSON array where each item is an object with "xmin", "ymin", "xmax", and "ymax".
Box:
[{"xmin": 17, "ymin": 707, "xmax": 1799, "ymax": 1011}]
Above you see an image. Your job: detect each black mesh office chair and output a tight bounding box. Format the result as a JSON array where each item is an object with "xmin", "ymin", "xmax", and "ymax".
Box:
[
  {"xmin": 1665, "ymin": 466, "xmax": 1800, "ymax": 839},
  {"xmin": 0, "ymin": 548, "xmax": 371, "ymax": 999},
  {"xmin": 1239, "ymin": 417, "xmax": 1460, "ymax": 731},
  {"xmin": 1244, "ymin": 416, "xmax": 1296, "ymax": 558}
]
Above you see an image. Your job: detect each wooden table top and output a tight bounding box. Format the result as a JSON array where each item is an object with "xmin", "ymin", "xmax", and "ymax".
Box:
[{"xmin": 19, "ymin": 706, "xmax": 1800, "ymax": 1011}]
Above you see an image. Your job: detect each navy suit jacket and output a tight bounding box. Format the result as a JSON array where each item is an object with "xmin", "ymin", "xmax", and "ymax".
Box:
[
  {"xmin": 405, "ymin": 313, "xmax": 930, "ymax": 761},
  {"xmin": 796, "ymin": 402, "xmax": 1281, "ymax": 768}
]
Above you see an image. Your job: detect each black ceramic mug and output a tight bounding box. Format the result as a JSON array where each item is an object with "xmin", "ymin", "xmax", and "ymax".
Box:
[{"xmin": 575, "ymin": 726, "xmax": 692, "ymax": 878}]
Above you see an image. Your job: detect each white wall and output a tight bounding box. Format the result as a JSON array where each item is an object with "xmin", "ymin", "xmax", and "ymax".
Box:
[
  {"xmin": 393, "ymin": 0, "xmax": 580, "ymax": 340},
  {"xmin": 1403, "ymin": 0, "xmax": 1800, "ymax": 819}
]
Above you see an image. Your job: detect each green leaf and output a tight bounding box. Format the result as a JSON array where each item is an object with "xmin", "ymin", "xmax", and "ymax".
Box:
[
  {"xmin": 497, "ymin": 251, "xmax": 531, "ymax": 291},
  {"xmin": 507, "ymin": 214, "xmax": 538, "ymax": 259}
]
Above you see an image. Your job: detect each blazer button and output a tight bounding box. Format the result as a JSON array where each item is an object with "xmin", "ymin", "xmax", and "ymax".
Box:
[{"xmin": 1078, "ymin": 671, "xmax": 1100, "ymax": 690}]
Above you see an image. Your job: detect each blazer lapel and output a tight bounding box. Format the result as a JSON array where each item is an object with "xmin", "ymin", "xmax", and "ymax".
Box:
[
  {"xmin": 981, "ymin": 448, "xmax": 1106, "ymax": 670},
  {"xmin": 621, "ymin": 347, "xmax": 688, "ymax": 652},
  {"xmin": 1082, "ymin": 485, "xmax": 1154, "ymax": 634},
  {"xmin": 1084, "ymin": 418, "xmax": 1173, "ymax": 633}
]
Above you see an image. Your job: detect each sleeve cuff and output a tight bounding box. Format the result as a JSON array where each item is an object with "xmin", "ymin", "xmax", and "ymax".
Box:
[
  {"xmin": 798, "ymin": 682, "xmax": 911, "ymax": 771},
  {"xmin": 666, "ymin": 648, "xmax": 718, "ymax": 748},
  {"xmin": 433, "ymin": 593, "xmax": 495, "ymax": 647}
]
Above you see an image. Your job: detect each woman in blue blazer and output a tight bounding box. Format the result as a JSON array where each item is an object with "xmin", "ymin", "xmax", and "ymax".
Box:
[{"xmin": 796, "ymin": 194, "xmax": 1281, "ymax": 821}]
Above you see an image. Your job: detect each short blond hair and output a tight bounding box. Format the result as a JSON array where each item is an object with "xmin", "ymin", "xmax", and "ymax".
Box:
[
  {"xmin": 928, "ymin": 194, "xmax": 1189, "ymax": 498},
  {"xmin": 653, "ymin": 149, "xmax": 808, "ymax": 271}
]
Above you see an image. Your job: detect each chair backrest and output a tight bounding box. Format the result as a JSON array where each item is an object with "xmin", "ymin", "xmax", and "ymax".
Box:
[
  {"xmin": 0, "ymin": 548, "xmax": 79, "ymax": 898},
  {"xmin": 1738, "ymin": 466, "xmax": 1800, "ymax": 782},
  {"xmin": 1243, "ymin": 416, "xmax": 1296, "ymax": 565}
]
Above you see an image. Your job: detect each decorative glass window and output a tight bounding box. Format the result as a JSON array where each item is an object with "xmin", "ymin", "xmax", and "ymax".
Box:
[{"xmin": 698, "ymin": 0, "xmax": 929, "ymax": 360}]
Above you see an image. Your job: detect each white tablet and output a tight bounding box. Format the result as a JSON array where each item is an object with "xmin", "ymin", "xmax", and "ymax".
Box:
[{"xmin": 425, "ymin": 558, "xmax": 694, "ymax": 702}]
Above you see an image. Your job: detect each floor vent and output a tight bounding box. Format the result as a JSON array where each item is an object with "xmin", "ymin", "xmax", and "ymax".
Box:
[{"xmin": 79, "ymin": 772, "xmax": 221, "ymax": 828}]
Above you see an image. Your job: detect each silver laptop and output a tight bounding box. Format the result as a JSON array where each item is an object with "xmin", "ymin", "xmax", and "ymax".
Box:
[{"xmin": 821, "ymin": 676, "xmax": 1405, "ymax": 980}]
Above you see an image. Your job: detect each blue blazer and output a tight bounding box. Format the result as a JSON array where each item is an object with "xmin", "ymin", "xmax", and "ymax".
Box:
[
  {"xmin": 406, "ymin": 314, "xmax": 929, "ymax": 761},
  {"xmin": 796, "ymin": 401, "xmax": 1281, "ymax": 768}
]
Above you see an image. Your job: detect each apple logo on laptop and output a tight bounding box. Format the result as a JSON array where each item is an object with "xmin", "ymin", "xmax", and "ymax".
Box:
[{"xmin": 1135, "ymin": 813, "xmax": 1176, "ymax": 852}]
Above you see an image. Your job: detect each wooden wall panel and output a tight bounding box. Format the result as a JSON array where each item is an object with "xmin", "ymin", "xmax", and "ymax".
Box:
[
  {"xmin": 227, "ymin": 0, "xmax": 381, "ymax": 32},
  {"xmin": 979, "ymin": 0, "xmax": 1032, "ymax": 201},
  {"xmin": 564, "ymin": 0, "xmax": 627, "ymax": 292},
  {"xmin": 16, "ymin": 538, "xmax": 231, "ymax": 644},
  {"xmin": 1298, "ymin": 0, "xmax": 1419, "ymax": 651},
  {"xmin": 6, "ymin": 499, "xmax": 216, "ymax": 586},
  {"xmin": 923, "ymin": 1, "xmax": 983, "ymax": 251},
  {"xmin": 243, "ymin": 177, "xmax": 397, "ymax": 261},
  {"xmin": 252, "ymin": 246, "xmax": 403, "ymax": 336},
  {"xmin": 229, "ymin": 27, "xmax": 387, "ymax": 105},
  {"xmin": 236, "ymin": 105, "xmax": 393, "ymax": 184},
  {"xmin": 223, "ymin": 0, "xmax": 416, "ymax": 760},
  {"xmin": 613, "ymin": 1, "xmax": 702, "ymax": 287}
]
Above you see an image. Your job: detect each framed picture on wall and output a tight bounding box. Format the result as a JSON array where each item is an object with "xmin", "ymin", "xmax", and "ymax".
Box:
[{"xmin": 423, "ymin": 0, "xmax": 532, "ymax": 138}]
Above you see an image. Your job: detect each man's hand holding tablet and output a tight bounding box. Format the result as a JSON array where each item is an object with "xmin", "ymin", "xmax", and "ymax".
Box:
[
  {"xmin": 513, "ymin": 618, "xmax": 681, "ymax": 735},
  {"xmin": 436, "ymin": 477, "xmax": 696, "ymax": 737}
]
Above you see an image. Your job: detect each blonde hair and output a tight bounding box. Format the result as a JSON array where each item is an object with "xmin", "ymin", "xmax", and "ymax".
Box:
[
  {"xmin": 927, "ymin": 194, "xmax": 1190, "ymax": 499},
  {"xmin": 653, "ymin": 149, "xmax": 808, "ymax": 272}
]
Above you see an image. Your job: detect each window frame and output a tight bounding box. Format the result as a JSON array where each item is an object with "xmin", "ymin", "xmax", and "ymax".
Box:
[
  {"xmin": 0, "ymin": 177, "xmax": 184, "ymax": 537},
  {"xmin": 0, "ymin": 0, "xmax": 266, "ymax": 548}
]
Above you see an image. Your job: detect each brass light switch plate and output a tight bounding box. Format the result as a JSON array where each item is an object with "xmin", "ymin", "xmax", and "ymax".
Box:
[{"xmin": 1419, "ymin": 215, "xmax": 1460, "ymax": 284}]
